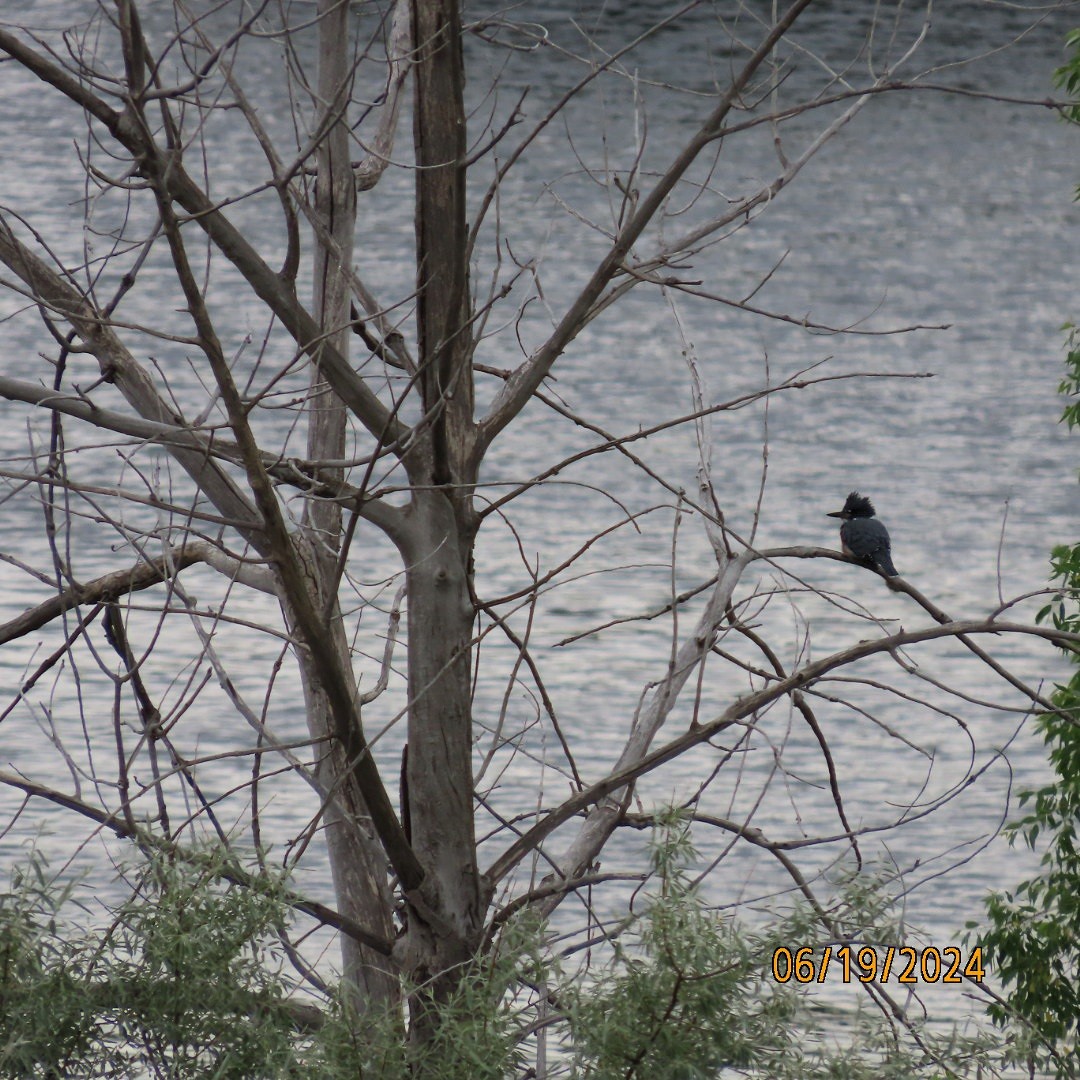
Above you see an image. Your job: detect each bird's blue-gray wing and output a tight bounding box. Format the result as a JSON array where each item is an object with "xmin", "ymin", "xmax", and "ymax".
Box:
[{"xmin": 842, "ymin": 519, "xmax": 896, "ymax": 574}]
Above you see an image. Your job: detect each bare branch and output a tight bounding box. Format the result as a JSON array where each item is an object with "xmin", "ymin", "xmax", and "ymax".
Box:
[
  {"xmin": 485, "ymin": 616, "xmax": 1076, "ymax": 887},
  {"xmin": 0, "ymin": 768, "xmax": 395, "ymax": 957},
  {"xmin": 0, "ymin": 26, "xmax": 410, "ymax": 451},
  {"xmin": 354, "ymin": 0, "xmax": 412, "ymax": 192},
  {"xmin": 0, "ymin": 544, "xmax": 206, "ymax": 645},
  {"xmin": 0, "ymin": 213, "xmax": 265, "ymax": 540},
  {"xmin": 478, "ymin": 0, "xmax": 817, "ymax": 449}
]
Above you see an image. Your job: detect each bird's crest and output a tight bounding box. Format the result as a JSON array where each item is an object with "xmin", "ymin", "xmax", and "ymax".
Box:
[{"xmin": 843, "ymin": 491, "xmax": 876, "ymax": 517}]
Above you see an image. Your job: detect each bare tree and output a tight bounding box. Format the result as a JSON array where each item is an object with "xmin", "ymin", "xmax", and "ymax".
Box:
[{"xmin": 0, "ymin": 0, "xmax": 1074, "ymax": 1064}]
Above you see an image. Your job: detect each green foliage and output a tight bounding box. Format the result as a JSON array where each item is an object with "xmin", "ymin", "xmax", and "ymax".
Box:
[
  {"xmin": 0, "ymin": 852, "xmax": 96, "ymax": 1076},
  {"xmin": 404, "ymin": 917, "xmax": 540, "ymax": 1080},
  {"xmin": 1053, "ymin": 29, "xmax": 1080, "ymax": 125},
  {"xmin": 977, "ymin": 558, "xmax": 1080, "ymax": 1073},
  {"xmin": 567, "ymin": 826, "xmax": 796, "ymax": 1077},
  {"xmin": 975, "ymin": 327, "xmax": 1080, "ymax": 1077},
  {"xmin": 565, "ymin": 814, "xmax": 1002, "ymax": 1080},
  {"xmin": 0, "ymin": 846, "xmax": 308, "ymax": 1079},
  {"xmin": 247, "ymin": 932, "xmax": 535, "ymax": 1080},
  {"xmin": 0, "ymin": 821, "xmax": 1012, "ymax": 1079},
  {"xmin": 0, "ymin": 844, "xmax": 541, "ymax": 1080},
  {"xmin": 974, "ymin": 55, "xmax": 1080, "ymax": 1063},
  {"xmin": 1056, "ymin": 324, "xmax": 1080, "ymax": 433}
]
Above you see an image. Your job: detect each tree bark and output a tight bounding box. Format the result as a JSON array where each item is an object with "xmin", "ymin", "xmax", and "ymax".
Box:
[
  {"xmin": 302, "ymin": 0, "xmax": 398, "ymax": 1010},
  {"xmin": 398, "ymin": 0, "xmax": 484, "ymax": 1036},
  {"xmin": 412, "ymin": 0, "xmax": 475, "ymax": 491},
  {"xmin": 399, "ymin": 492, "xmax": 482, "ymax": 975}
]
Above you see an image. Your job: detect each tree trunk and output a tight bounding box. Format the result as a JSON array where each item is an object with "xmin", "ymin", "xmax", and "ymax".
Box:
[
  {"xmin": 297, "ymin": 640, "xmax": 398, "ymax": 1007},
  {"xmin": 399, "ymin": 491, "xmax": 482, "ymax": 997},
  {"xmin": 398, "ymin": 0, "xmax": 484, "ymax": 1037},
  {"xmin": 301, "ymin": 0, "xmax": 397, "ymax": 1010}
]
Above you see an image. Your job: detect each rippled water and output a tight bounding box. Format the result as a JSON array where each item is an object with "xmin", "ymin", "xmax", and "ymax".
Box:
[{"xmin": 1, "ymin": 0, "xmax": 1078, "ymax": 1048}]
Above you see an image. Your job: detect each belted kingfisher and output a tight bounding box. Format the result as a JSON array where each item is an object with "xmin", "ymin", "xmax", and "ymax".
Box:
[{"xmin": 827, "ymin": 491, "xmax": 898, "ymax": 577}]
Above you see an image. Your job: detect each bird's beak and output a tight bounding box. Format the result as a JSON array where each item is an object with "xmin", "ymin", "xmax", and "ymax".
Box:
[{"xmin": 826, "ymin": 510, "xmax": 845, "ymax": 518}]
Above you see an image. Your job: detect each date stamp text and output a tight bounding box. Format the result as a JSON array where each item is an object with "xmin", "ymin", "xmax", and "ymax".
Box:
[{"xmin": 771, "ymin": 945, "xmax": 985, "ymax": 985}]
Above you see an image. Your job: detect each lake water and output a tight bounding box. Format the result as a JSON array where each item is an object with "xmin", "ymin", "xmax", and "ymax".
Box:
[{"xmin": 1, "ymin": 0, "xmax": 1078, "ymax": 1058}]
